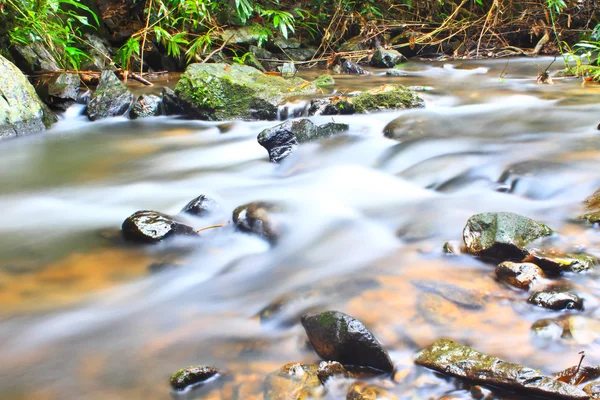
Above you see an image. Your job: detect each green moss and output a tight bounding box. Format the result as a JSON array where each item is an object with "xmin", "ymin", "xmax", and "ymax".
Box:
[
  {"xmin": 316, "ymin": 311, "xmax": 348, "ymax": 335},
  {"xmin": 352, "ymin": 84, "xmax": 423, "ymax": 113},
  {"xmin": 313, "ymin": 74, "xmax": 335, "ymax": 87}
]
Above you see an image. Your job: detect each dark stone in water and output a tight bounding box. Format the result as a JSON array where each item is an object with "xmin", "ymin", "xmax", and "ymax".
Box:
[
  {"xmin": 414, "ymin": 338, "xmax": 588, "ymax": 400},
  {"xmin": 161, "ymin": 87, "xmax": 184, "ymax": 115},
  {"xmin": 463, "ymin": 212, "xmax": 553, "ymax": 261},
  {"xmin": 342, "ymin": 59, "xmax": 369, "ymax": 75},
  {"xmin": 232, "ymin": 201, "xmax": 281, "ymax": 243},
  {"xmin": 317, "ymin": 361, "xmax": 349, "ymax": 383},
  {"xmin": 122, "ymin": 210, "xmax": 197, "ymax": 243},
  {"xmin": 86, "ymin": 70, "xmax": 135, "ymax": 121},
  {"xmin": 495, "ymin": 261, "xmax": 545, "ymax": 290},
  {"xmin": 301, "ymin": 311, "xmax": 394, "ymax": 373},
  {"xmin": 528, "ymin": 290, "xmax": 583, "ymax": 311},
  {"xmin": 442, "ymin": 240, "xmax": 464, "ymax": 255},
  {"xmin": 130, "ymin": 94, "xmax": 162, "ymax": 119},
  {"xmin": 257, "ymin": 119, "xmax": 349, "ymax": 162},
  {"xmin": 169, "ymin": 365, "xmax": 220, "ymax": 391},
  {"xmin": 181, "ymin": 195, "xmax": 219, "ymax": 217},
  {"xmin": 370, "ymin": 48, "xmax": 406, "ymax": 68}
]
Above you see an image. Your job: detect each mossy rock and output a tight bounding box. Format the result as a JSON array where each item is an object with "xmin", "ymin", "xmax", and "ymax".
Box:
[
  {"xmin": 175, "ymin": 63, "xmax": 318, "ymax": 121},
  {"xmin": 86, "ymin": 70, "xmax": 135, "ymax": 121},
  {"xmin": 370, "ymin": 48, "xmax": 406, "ymax": 68},
  {"xmin": 169, "ymin": 365, "xmax": 220, "ymax": 391},
  {"xmin": 313, "ymin": 74, "xmax": 335, "ymax": 87},
  {"xmin": 264, "ymin": 363, "xmax": 322, "ymax": 400},
  {"xmin": 321, "ymin": 84, "xmax": 423, "ymax": 115},
  {"xmin": 0, "ymin": 55, "xmax": 56, "ymax": 138}
]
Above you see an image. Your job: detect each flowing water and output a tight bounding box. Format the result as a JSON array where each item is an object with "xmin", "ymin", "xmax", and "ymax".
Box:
[{"xmin": 2, "ymin": 58, "xmax": 600, "ymax": 399}]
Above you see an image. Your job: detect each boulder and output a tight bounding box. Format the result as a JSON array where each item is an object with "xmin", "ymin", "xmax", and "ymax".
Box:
[
  {"xmin": 242, "ymin": 52, "xmax": 265, "ymax": 72},
  {"xmin": 301, "ymin": 311, "xmax": 394, "ymax": 373},
  {"xmin": 313, "ymin": 74, "xmax": 335, "ymax": 87},
  {"xmin": 370, "ymin": 48, "xmax": 406, "ymax": 68},
  {"xmin": 257, "ymin": 119, "xmax": 349, "ymax": 162},
  {"xmin": 272, "ymin": 36, "xmax": 302, "ymax": 49},
  {"xmin": 315, "ymin": 84, "xmax": 424, "ymax": 116},
  {"xmin": 264, "ymin": 363, "xmax": 322, "ymax": 400},
  {"xmin": 121, "ymin": 210, "xmax": 197, "ymax": 243},
  {"xmin": 220, "ymin": 26, "xmax": 262, "ymax": 45},
  {"xmin": 528, "ymin": 290, "xmax": 584, "ymax": 311},
  {"xmin": 130, "ymin": 94, "xmax": 162, "ymax": 119},
  {"xmin": 180, "ymin": 195, "xmax": 219, "ymax": 217},
  {"xmin": 462, "ymin": 212, "xmax": 553, "ymax": 261},
  {"xmin": 249, "ymin": 45, "xmax": 274, "ymax": 60},
  {"xmin": 415, "ymin": 339, "xmax": 588, "ymax": 400},
  {"xmin": 524, "ymin": 251, "xmax": 597, "ymax": 274},
  {"xmin": 169, "ymin": 366, "xmax": 220, "ymax": 391},
  {"xmin": 232, "ymin": 201, "xmax": 282, "ymax": 243},
  {"xmin": 81, "ymin": 33, "xmax": 113, "ymax": 72},
  {"xmin": 86, "ymin": 70, "xmax": 135, "ymax": 120},
  {"xmin": 282, "ymin": 47, "xmax": 316, "ymax": 61},
  {"xmin": 0, "ymin": 55, "xmax": 56, "ymax": 138},
  {"xmin": 174, "ymin": 63, "xmax": 318, "ymax": 120},
  {"xmin": 342, "ymin": 59, "xmax": 369, "ymax": 75},
  {"xmin": 495, "ymin": 261, "xmax": 546, "ymax": 290},
  {"xmin": 161, "ymin": 87, "xmax": 183, "ymax": 115},
  {"xmin": 11, "ymin": 41, "xmax": 60, "ymax": 73},
  {"xmin": 316, "ymin": 361, "xmax": 349, "ymax": 384},
  {"xmin": 36, "ymin": 73, "xmax": 81, "ymax": 111}
]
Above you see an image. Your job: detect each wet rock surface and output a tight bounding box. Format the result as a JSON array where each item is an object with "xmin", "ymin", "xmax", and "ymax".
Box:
[
  {"xmin": 313, "ymin": 74, "xmax": 335, "ymax": 87},
  {"xmin": 462, "ymin": 212, "xmax": 554, "ymax": 261},
  {"xmin": 495, "ymin": 261, "xmax": 546, "ymax": 290},
  {"xmin": 411, "ymin": 280, "xmax": 485, "ymax": 309},
  {"xmin": 0, "ymin": 55, "xmax": 56, "ymax": 138},
  {"xmin": 122, "ymin": 210, "xmax": 197, "ymax": 243},
  {"xmin": 263, "ymin": 363, "xmax": 322, "ymax": 400},
  {"xmin": 342, "ymin": 59, "xmax": 369, "ymax": 75},
  {"xmin": 86, "ymin": 70, "xmax": 135, "ymax": 121},
  {"xmin": 181, "ymin": 195, "xmax": 219, "ymax": 217},
  {"xmin": 415, "ymin": 339, "xmax": 589, "ymax": 400},
  {"xmin": 37, "ymin": 73, "xmax": 81, "ymax": 111},
  {"xmin": 130, "ymin": 94, "xmax": 162, "ymax": 119},
  {"xmin": 528, "ymin": 290, "xmax": 584, "ymax": 311},
  {"xmin": 442, "ymin": 240, "xmax": 464, "ymax": 255},
  {"xmin": 169, "ymin": 365, "xmax": 220, "ymax": 391},
  {"xmin": 301, "ymin": 311, "xmax": 394, "ymax": 373},
  {"xmin": 233, "ymin": 201, "xmax": 281, "ymax": 243},
  {"xmin": 346, "ymin": 382, "xmax": 397, "ymax": 400},
  {"xmin": 524, "ymin": 251, "xmax": 597, "ymax": 275},
  {"xmin": 174, "ymin": 63, "xmax": 318, "ymax": 120},
  {"xmin": 317, "ymin": 361, "xmax": 350, "ymax": 383},
  {"xmin": 318, "ymin": 84, "xmax": 424, "ymax": 115},
  {"xmin": 370, "ymin": 48, "xmax": 406, "ymax": 68},
  {"xmin": 257, "ymin": 119, "xmax": 349, "ymax": 162}
]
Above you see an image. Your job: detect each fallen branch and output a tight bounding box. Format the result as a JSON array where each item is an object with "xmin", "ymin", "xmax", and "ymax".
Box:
[
  {"xmin": 128, "ymin": 71, "xmax": 154, "ymax": 86},
  {"xmin": 196, "ymin": 223, "xmax": 227, "ymax": 233}
]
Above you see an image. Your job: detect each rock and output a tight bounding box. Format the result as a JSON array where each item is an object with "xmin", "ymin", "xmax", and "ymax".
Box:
[
  {"xmin": 317, "ymin": 361, "xmax": 349, "ymax": 383},
  {"xmin": 411, "ymin": 280, "xmax": 485, "ymax": 310},
  {"xmin": 233, "ymin": 201, "xmax": 281, "ymax": 243},
  {"xmin": 37, "ymin": 73, "xmax": 81, "ymax": 111},
  {"xmin": 264, "ymin": 363, "xmax": 322, "ymax": 400},
  {"xmin": 462, "ymin": 212, "xmax": 553, "ymax": 261},
  {"xmin": 81, "ymin": 34, "xmax": 113, "ymax": 72},
  {"xmin": 346, "ymin": 382, "xmax": 397, "ymax": 400},
  {"xmin": 86, "ymin": 70, "xmax": 135, "ymax": 121},
  {"xmin": 386, "ymin": 69, "xmax": 413, "ymax": 77},
  {"xmin": 130, "ymin": 94, "xmax": 162, "ymax": 119},
  {"xmin": 272, "ymin": 36, "xmax": 302, "ymax": 49},
  {"xmin": 531, "ymin": 317, "xmax": 568, "ymax": 342},
  {"xmin": 169, "ymin": 365, "xmax": 220, "ymax": 391},
  {"xmin": 495, "ymin": 262, "xmax": 546, "ymax": 290},
  {"xmin": 257, "ymin": 119, "xmax": 349, "ymax": 162},
  {"xmin": 555, "ymin": 365, "xmax": 600, "ymax": 386},
  {"xmin": 320, "ymin": 84, "xmax": 424, "ymax": 115},
  {"xmin": 370, "ymin": 48, "xmax": 406, "ymax": 68},
  {"xmin": 338, "ymin": 36, "xmax": 368, "ymax": 52},
  {"xmin": 414, "ymin": 339, "xmax": 588, "ymax": 400},
  {"xmin": 283, "ymin": 47, "xmax": 316, "ymax": 61},
  {"xmin": 528, "ymin": 290, "xmax": 583, "ymax": 311},
  {"xmin": 180, "ymin": 195, "xmax": 219, "ymax": 217},
  {"xmin": 580, "ymin": 189, "xmax": 600, "ymax": 224},
  {"xmin": 11, "ymin": 41, "xmax": 60, "ymax": 73},
  {"xmin": 174, "ymin": 63, "xmax": 318, "ymax": 121},
  {"xmin": 242, "ymin": 52, "xmax": 265, "ymax": 72},
  {"xmin": 249, "ymin": 45, "xmax": 273, "ymax": 60},
  {"xmin": 0, "ymin": 55, "xmax": 56, "ymax": 138},
  {"xmin": 121, "ymin": 210, "xmax": 197, "ymax": 244},
  {"xmin": 342, "ymin": 59, "xmax": 369, "ymax": 75},
  {"xmin": 313, "ymin": 74, "xmax": 335, "ymax": 87},
  {"xmin": 221, "ymin": 26, "xmax": 262, "ymax": 45},
  {"xmin": 161, "ymin": 87, "xmax": 183, "ymax": 115},
  {"xmin": 417, "ymin": 293, "xmax": 461, "ymax": 326},
  {"xmin": 442, "ymin": 241, "xmax": 464, "ymax": 255},
  {"xmin": 301, "ymin": 311, "xmax": 394, "ymax": 373},
  {"xmin": 523, "ymin": 251, "xmax": 597, "ymax": 274},
  {"xmin": 584, "ymin": 382, "xmax": 600, "ymax": 396}
]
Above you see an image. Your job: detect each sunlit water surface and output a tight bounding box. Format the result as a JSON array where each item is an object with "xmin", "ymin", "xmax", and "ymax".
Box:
[{"xmin": 2, "ymin": 58, "xmax": 600, "ymax": 399}]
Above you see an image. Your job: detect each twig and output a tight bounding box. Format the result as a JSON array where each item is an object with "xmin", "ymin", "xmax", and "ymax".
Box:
[
  {"xmin": 140, "ymin": 0, "xmax": 154, "ymax": 76},
  {"xmin": 196, "ymin": 223, "xmax": 227, "ymax": 233},
  {"xmin": 200, "ymin": 34, "xmax": 233, "ymax": 64},
  {"xmin": 128, "ymin": 71, "xmax": 154, "ymax": 86}
]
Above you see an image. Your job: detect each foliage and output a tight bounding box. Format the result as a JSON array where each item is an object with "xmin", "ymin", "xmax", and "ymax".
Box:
[{"xmin": 1, "ymin": 0, "xmax": 100, "ymax": 69}]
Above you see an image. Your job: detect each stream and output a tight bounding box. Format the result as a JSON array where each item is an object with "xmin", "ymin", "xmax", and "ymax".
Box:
[{"xmin": 2, "ymin": 57, "xmax": 600, "ymax": 399}]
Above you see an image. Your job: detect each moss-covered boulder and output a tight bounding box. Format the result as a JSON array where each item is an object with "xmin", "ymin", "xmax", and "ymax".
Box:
[
  {"xmin": 174, "ymin": 63, "xmax": 319, "ymax": 121},
  {"xmin": 169, "ymin": 365, "xmax": 220, "ymax": 391},
  {"xmin": 257, "ymin": 119, "xmax": 349, "ymax": 162},
  {"xmin": 463, "ymin": 212, "xmax": 553, "ymax": 261},
  {"xmin": 86, "ymin": 70, "xmax": 135, "ymax": 121},
  {"xmin": 130, "ymin": 94, "xmax": 162, "ymax": 119},
  {"xmin": 301, "ymin": 311, "xmax": 394, "ymax": 373},
  {"xmin": 370, "ymin": 48, "xmax": 406, "ymax": 68},
  {"xmin": 0, "ymin": 55, "xmax": 56, "ymax": 138},
  {"xmin": 415, "ymin": 339, "xmax": 588, "ymax": 399},
  {"xmin": 36, "ymin": 73, "xmax": 81, "ymax": 111},
  {"xmin": 524, "ymin": 251, "xmax": 597, "ymax": 274},
  {"xmin": 313, "ymin": 74, "xmax": 335, "ymax": 87},
  {"xmin": 318, "ymin": 84, "xmax": 423, "ymax": 115}
]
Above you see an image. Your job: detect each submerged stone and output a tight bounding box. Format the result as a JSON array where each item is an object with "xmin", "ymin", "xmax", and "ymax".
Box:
[
  {"xmin": 86, "ymin": 70, "xmax": 135, "ymax": 121},
  {"xmin": 528, "ymin": 290, "xmax": 583, "ymax": 311},
  {"xmin": 317, "ymin": 361, "xmax": 349, "ymax": 383},
  {"xmin": 524, "ymin": 251, "xmax": 597, "ymax": 274},
  {"xmin": 462, "ymin": 212, "xmax": 553, "ymax": 261},
  {"xmin": 181, "ymin": 195, "xmax": 219, "ymax": 217},
  {"xmin": 257, "ymin": 119, "xmax": 349, "ymax": 162},
  {"xmin": 0, "ymin": 55, "xmax": 56, "ymax": 138},
  {"xmin": 169, "ymin": 365, "xmax": 220, "ymax": 391},
  {"xmin": 174, "ymin": 63, "xmax": 318, "ymax": 121},
  {"xmin": 301, "ymin": 311, "xmax": 394, "ymax": 373},
  {"xmin": 130, "ymin": 94, "xmax": 162, "ymax": 119},
  {"xmin": 122, "ymin": 210, "xmax": 197, "ymax": 243},
  {"xmin": 414, "ymin": 338, "xmax": 588, "ymax": 400},
  {"xmin": 264, "ymin": 363, "xmax": 322, "ymax": 400},
  {"xmin": 232, "ymin": 201, "xmax": 281, "ymax": 243},
  {"xmin": 417, "ymin": 293, "xmax": 461, "ymax": 326},
  {"xmin": 495, "ymin": 261, "xmax": 546, "ymax": 290},
  {"xmin": 370, "ymin": 48, "xmax": 406, "ymax": 68},
  {"xmin": 411, "ymin": 280, "xmax": 485, "ymax": 310},
  {"xmin": 346, "ymin": 382, "xmax": 398, "ymax": 400},
  {"xmin": 313, "ymin": 74, "xmax": 335, "ymax": 87}
]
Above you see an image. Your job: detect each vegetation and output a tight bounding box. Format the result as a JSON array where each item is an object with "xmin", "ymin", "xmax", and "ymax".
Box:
[{"xmin": 0, "ymin": 0, "xmax": 598, "ymax": 78}]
